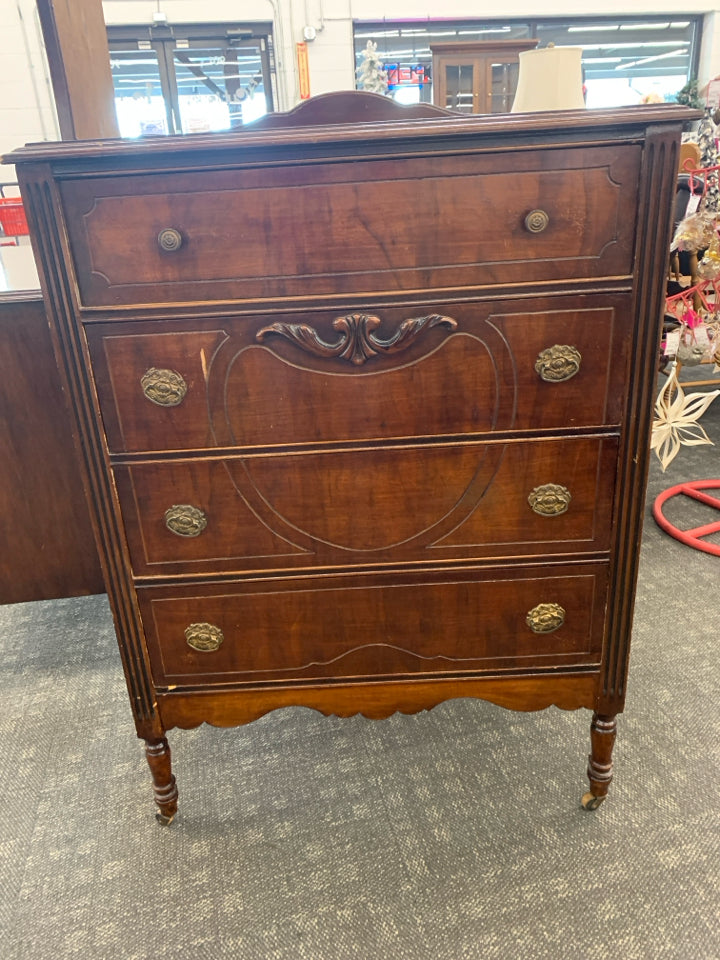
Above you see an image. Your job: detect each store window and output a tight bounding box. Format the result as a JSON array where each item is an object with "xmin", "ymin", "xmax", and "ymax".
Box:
[
  {"xmin": 354, "ymin": 16, "xmax": 701, "ymax": 109},
  {"xmin": 107, "ymin": 23, "xmax": 275, "ymax": 137}
]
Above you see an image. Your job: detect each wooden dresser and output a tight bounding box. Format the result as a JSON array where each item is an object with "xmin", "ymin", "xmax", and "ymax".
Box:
[{"xmin": 8, "ymin": 94, "xmax": 691, "ymax": 822}]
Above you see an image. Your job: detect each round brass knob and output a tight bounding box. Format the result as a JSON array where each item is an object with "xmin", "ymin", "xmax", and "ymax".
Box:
[
  {"xmin": 164, "ymin": 504, "xmax": 207, "ymax": 537},
  {"xmin": 535, "ymin": 345, "xmax": 582, "ymax": 383},
  {"xmin": 528, "ymin": 484, "xmax": 572, "ymax": 517},
  {"xmin": 524, "ymin": 209, "xmax": 550, "ymax": 234},
  {"xmin": 185, "ymin": 622, "xmax": 224, "ymax": 652},
  {"xmin": 140, "ymin": 367, "xmax": 187, "ymax": 406},
  {"xmin": 158, "ymin": 228, "xmax": 183, "ymax": 252},
  {"xmin": 526, "ymin": 603, "xmax": 566, "ymax": 634}
]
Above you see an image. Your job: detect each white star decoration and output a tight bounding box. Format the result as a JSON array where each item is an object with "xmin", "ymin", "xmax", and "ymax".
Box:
[{"xmin": 651, "ymin": 362, "xmax": 720, "ymax": 471}]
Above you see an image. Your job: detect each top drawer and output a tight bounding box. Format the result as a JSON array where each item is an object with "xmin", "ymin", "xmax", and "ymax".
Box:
[{"xmin": 59, "ymin": 146, "xmax": 640, "ymax": 308}]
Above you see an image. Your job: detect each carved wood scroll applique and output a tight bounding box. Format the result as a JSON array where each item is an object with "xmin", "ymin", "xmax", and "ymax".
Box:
[{"xmin": 256, "ymin": 313, "xmax": 458, "ymax": 365}]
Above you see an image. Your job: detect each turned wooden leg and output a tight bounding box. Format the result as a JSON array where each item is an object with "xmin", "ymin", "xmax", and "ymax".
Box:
[
  {"xmin": 581, "ymin": 713, "xmax": 617, "ymax": 811},
  {"xmin": 144, "ymin": 737, "xmax": 178, "ymax": 825}
]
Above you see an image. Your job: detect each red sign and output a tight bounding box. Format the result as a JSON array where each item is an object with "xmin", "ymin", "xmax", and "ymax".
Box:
[{"xmin": 386, "ymin": 64, "xmax": 425, "ymax": 88}]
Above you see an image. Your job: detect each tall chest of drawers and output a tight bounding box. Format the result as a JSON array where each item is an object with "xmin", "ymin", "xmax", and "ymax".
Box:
[{"xmin": 9, "ymin": 94, "xmax": 690, "ymax": 822}]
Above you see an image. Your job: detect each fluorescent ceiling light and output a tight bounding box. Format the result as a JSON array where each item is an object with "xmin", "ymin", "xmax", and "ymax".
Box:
[
  {"xmin": 568, "ymin": 26, "xmax": 619, "ymax": 33},
  {"xmin": 615, "ymin": 48, "xmax": 689, "ymax": 69},
  {"xmin": 382, "ymin": 48, "xmax": 431, "ymax": 57},
  {"xmin": 580, "ymin": 41, "xmax": 689, "ymax": 51},
  {"xmin": 619, "ymin": 23, "xmax": 670, "ymax": 31},
  {"xmin": 457, "ymin": 28, "xmax": 511, "ymax": 35}
]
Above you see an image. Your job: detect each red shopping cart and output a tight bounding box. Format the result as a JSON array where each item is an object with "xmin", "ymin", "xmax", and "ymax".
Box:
[{"xmin": 0, "ymin": 186, "xmax": 29, "ymax": 246}]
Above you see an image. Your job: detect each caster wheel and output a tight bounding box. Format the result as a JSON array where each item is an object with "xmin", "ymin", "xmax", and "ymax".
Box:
[
  {"xmin": 581, "ymin": 792, "xmax": 606, "ymax": 811},
  {"xmin": 155, "ymin": 810, "xmax": 176, "ymax": 826}
]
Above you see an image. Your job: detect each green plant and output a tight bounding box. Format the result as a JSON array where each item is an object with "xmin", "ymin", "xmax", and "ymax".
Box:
[{"xmin": 676, "ymin": 79, "xmax": 704, "ymax": 109}]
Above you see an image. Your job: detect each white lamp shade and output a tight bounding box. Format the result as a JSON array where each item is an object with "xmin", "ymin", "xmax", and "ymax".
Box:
[{"xmin": 511, "ymin": 46, "xmax": 585, "ymax": 113}]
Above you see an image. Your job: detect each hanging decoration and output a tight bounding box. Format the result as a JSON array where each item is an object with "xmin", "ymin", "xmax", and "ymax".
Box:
[
  {"xmin": 651, "ymin": 362, "xmax": 719, "ymax": 471},
  {"xmin": 664, "ymin": 155, "xmax": 720, "ymax": 378}
]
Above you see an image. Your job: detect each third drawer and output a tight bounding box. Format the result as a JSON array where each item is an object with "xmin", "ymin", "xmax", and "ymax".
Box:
[{"xmin": 115, "ymin": 435, "xmax": 618, "ymax": 577}]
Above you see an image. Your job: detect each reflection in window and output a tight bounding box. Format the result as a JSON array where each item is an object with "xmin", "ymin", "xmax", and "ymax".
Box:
[
  {"xmin": 108, "ymin": 24, "xmax": 275, "ymax": 137},
  {"xmin": 110, "ymin": 48, "xmax": 168, "ymax": 137},
  {"xmin": 354, "ymin": 16, "xmax": 700, "ymax": 110},
  {"xmin": 173, "ymin": 45, "xmax": 268, "ymax": 132}
]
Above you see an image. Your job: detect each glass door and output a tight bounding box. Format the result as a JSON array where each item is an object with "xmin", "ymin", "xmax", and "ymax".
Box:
[
  {"xmin": 489, "ymin": 60, "xmax": 522, "ymax": 113},
  {"xmin": 108, "ymin": 24, "xmax": 274, "ymax": 137},
  {"xmin": 445, "ymin": 63, "xmax": 476, "ymax": 112},
  {"xmin": 173, "ymin": 39, "xmax": 270, "ymax": 132},
  {"xmin": 438, "ymin": 60, "xmax": 478, "ymax": 112},
  {"xmin": 110, "ymin": 46, "xmax": 172, "ymax": 137}
]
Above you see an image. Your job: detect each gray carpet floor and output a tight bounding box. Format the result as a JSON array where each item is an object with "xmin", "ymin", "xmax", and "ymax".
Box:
[{"xmin": 2, "ymin": 375, "xmax": 719, "ymax": 960}]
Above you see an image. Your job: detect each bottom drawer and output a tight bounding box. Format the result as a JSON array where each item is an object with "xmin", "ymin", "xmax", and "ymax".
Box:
[{"xmin": 137, "ymin": 562, "xmax": 608, "ymax": 686}]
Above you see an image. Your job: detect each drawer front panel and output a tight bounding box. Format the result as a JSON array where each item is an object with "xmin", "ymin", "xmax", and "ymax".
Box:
[
  {"xmin": 61, "ymin": 146, "xmax": 639, "ymax": 306},
  {"xmin": 138, "ymin": 563, "xmax": 608, "ymax": 685},
  {"xmin": 87, "ymin": 295, "xmax": 629, "ymax": 454},
  {"xmin": 116, "ymin": 437, "xmax": 617, "ymax": 575}
]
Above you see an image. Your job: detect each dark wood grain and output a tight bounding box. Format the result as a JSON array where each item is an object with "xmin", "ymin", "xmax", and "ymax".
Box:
[
  {"xmin": 158, "ymin": 673, "xmax": 599, "ymax": 728},
  {"xmin": 112, "ymin": 436, "xmax": 618, "ymax": 577},
  {"xmin": 586, "ymin": 713, "xmax": 617, "ymax": 802},
  {"xmin": 85, "ymin": 295, "xmax": 630, "ymax": 455},
  {"xmin": 7, "ymin": 102, "xmax": 696, "ymax": 165},
  {"xmin": 144, "ymin": 738, "xmax": 178, "ymax": 824},
  {"xmin": 20, "ymin": 177, "xmax": 160, "ymax": 738},
  {"xmin": 0, "ymin": 293, "xmax": 103, "ymax": 603},
  {"xmin": 137, "ymin": 561, "xmax": 608, "ymax": 686},
  {"xmin": 8, "ymin": 97, "xmax": 695, "ymax": 818},
  {"xmin": 59, "ymin": 145, "xmax": 639, "ymax": 306},
  {"xmin": 600, "ymin": 126, "xmax": 683, "ymax": 712}
]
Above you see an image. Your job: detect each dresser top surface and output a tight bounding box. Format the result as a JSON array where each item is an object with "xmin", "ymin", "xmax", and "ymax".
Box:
[{"xmin": 4, "ymin": 93, "xmax": 698, "ymax": 169}]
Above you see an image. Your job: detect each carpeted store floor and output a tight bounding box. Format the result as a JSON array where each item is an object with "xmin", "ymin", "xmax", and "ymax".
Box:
[{"xmin": 2, "ymin": 382, "xmax": 719, "ymax": 960}]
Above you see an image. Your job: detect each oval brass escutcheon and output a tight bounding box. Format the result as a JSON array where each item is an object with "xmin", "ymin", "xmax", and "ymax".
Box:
[
  {"xmin": 524, "ymin": 209, "xmax": 550, "ymax": 234},
  {"xmin": 157, "ymin": 227, "xmax": 183, "ymax": 252},
  {"xmin": 164, "ymin": 504, "xmax": 208, "ymax": 537},
  {"xmin": 185, "ymin": 622, "xmax": 224, "ymax": 652},
  {"xmin": 528, "ymin": 483, "xmax": 572, "ymax": 517},
  {"xmin": 526, "ymin": 603, "xmax": 566, "ymax": 634},
  {"xmin": 534, "ymin": 345, "xmax": 582, "ymax": 383},
  {"xmin": 140, "ymin": 367, "xmax": 188, "ymax": 406}
]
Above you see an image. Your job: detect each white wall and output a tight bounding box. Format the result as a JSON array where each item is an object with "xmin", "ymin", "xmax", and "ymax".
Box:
[
  {"xmin": 0, "ymin": 0, "xmax": 59, "ymax": 178},
  {"xmin": 2, "ymin": 0, "xmax": 720, "ymax": 171}
]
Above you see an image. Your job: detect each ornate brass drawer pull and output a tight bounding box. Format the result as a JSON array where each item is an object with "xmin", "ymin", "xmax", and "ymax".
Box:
[
  {"xmin": 535, "ymin": 345, "xmax": 582, "ymax": 383},
  {"xmin": 140, "ymin": 367, "xmax": 187, "ymax": 406},
  {"xmin": 164, "ymin": 504, "xmax": 207, "ymax": 537},
  {"xmin": 526, "ymin": 603, "xmax": 566, "ymax": 634},
  {"xmin": 524, "ymin": 209, "xmax": 550, "ymax": 234},
  {"xmin": 157, "ymin": 228, "xmax": 183, "ymax": 252},
  {"xmin": 185, "ymin": 622, "xmax": 224, "ymax": 652},
  {"xmin": 528, "ymin": 484, "xmax": 572, "ymax": 517}
]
